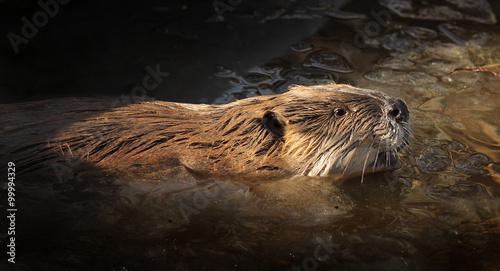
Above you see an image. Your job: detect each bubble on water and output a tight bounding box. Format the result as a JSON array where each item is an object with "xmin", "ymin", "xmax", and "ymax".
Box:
[
  {"xmin": 242, "ymin": 73, "xmax": 272, "ymax": 84},
  {"xmin": 307, "ymin": 53, "xmax": 353, "ymax": 73},
  {"xmin": 403, "ymin": 26, "xmax": 437, "ymax": 39},
  {"xmin": 214, "ymin": 65, "xmax": 235, "ymax": 77},
  {"xmin": 290, "ymin": 42, "xmax": 314, "ymax": 53}
]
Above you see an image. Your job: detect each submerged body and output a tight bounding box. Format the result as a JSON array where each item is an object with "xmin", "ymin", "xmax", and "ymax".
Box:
[{"xmin": 0, "ymin": 84, "xmax": 409, "ymax": 179}]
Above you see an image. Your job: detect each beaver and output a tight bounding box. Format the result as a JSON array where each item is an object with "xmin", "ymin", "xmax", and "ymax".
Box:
[{"xmin": 0, "ymin": 84, "xmax": 409, "ymax": 179}]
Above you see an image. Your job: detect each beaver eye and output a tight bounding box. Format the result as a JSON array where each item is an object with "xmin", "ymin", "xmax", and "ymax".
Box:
[{"xmin": 333, "ymin": 108, "xmax": 346, "ymax": 117}]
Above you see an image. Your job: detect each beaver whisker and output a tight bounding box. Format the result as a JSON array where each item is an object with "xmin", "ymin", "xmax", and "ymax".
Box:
[
  {"xmin": 372, "ymin": 141, "xmax": 382, "ymax": 173},
  {"xmin": 360, "ymin": 137, "xmax": 377, "ymax": 183},
  {"xmin": 386, "ymin": 149, "xmax": 398, "ymax": 168},
  {"xmin": 341, "ymin": 144, "xmax": 359, "ymax": 178},
  {"xmin": 384, "ymin": 151, "xmax": 389, "ymax": 168},
  {"xmin": 342, "ymin": 140, "xmax": 359, "ymax": 173}
]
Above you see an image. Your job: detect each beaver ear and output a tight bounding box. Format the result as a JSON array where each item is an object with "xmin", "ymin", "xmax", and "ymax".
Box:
[{"xmin": 262, "ymin": 111, "xmax": 286, "ymax": 139}]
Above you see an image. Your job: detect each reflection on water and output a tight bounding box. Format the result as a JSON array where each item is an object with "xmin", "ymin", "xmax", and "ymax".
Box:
[{"xmin": 2, "ymin": 1, "xmax": 500, "ymax": 271}]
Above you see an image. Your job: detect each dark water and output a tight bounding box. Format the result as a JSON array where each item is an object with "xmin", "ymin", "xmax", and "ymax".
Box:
[{"xmin": 1, "ymin": 0, "xmax": 500, "ymax": 270}]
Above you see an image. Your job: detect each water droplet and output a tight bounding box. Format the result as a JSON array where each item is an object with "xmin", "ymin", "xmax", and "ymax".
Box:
[{"xmin": 290, "ymin": 42, "xmax": 313, "ymax": 53}]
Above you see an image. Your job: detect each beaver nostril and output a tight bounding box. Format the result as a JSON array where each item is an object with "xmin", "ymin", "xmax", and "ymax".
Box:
[
  {"xmin": 388, "ymin": 108, "xmax": 400, "ymax": 118},
  {"xmin": 387, "ymin": 98, "xmax": 409, "ymax": 122}
]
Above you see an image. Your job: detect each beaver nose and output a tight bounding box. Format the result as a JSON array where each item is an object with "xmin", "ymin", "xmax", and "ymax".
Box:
[{"xmin": 387, "ymin": 98, "xmax": 409, "ymax": 123}]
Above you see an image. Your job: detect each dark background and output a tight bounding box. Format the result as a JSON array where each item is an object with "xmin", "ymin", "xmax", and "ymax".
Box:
[
  {"xmin": 2, "ymin": 0, "xmax": 500, "ymax": 104},
  {"xmin": 0, "ymin": 0, "xmax": 336, "ymax": 104}
]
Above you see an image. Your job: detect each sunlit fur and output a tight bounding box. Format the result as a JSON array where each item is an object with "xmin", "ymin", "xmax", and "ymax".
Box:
[{"xmin": 0, "ymin": 84, "xmax": 409, "ymax": 177}]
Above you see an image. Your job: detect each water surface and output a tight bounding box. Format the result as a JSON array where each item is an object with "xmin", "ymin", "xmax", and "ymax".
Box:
[{"xmin": 1, "ymin": 1, "xmax": 500, "ymax": 270}]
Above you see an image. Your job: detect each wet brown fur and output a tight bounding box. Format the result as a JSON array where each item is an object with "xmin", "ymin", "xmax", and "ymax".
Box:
[{"xmin": 0, "ymin": 84, "xmax": 409, "ymax": 179}]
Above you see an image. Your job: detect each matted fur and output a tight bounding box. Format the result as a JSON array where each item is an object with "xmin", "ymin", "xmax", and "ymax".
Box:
[{"xmin": 0, "ymin": 84, "xmax": 409, "ymax": 178}]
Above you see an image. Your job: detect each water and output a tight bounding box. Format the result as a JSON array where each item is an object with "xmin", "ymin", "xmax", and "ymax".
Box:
[{"xmin": 2, "ymin": 0, "xmax": 500, "ymax": 270}]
